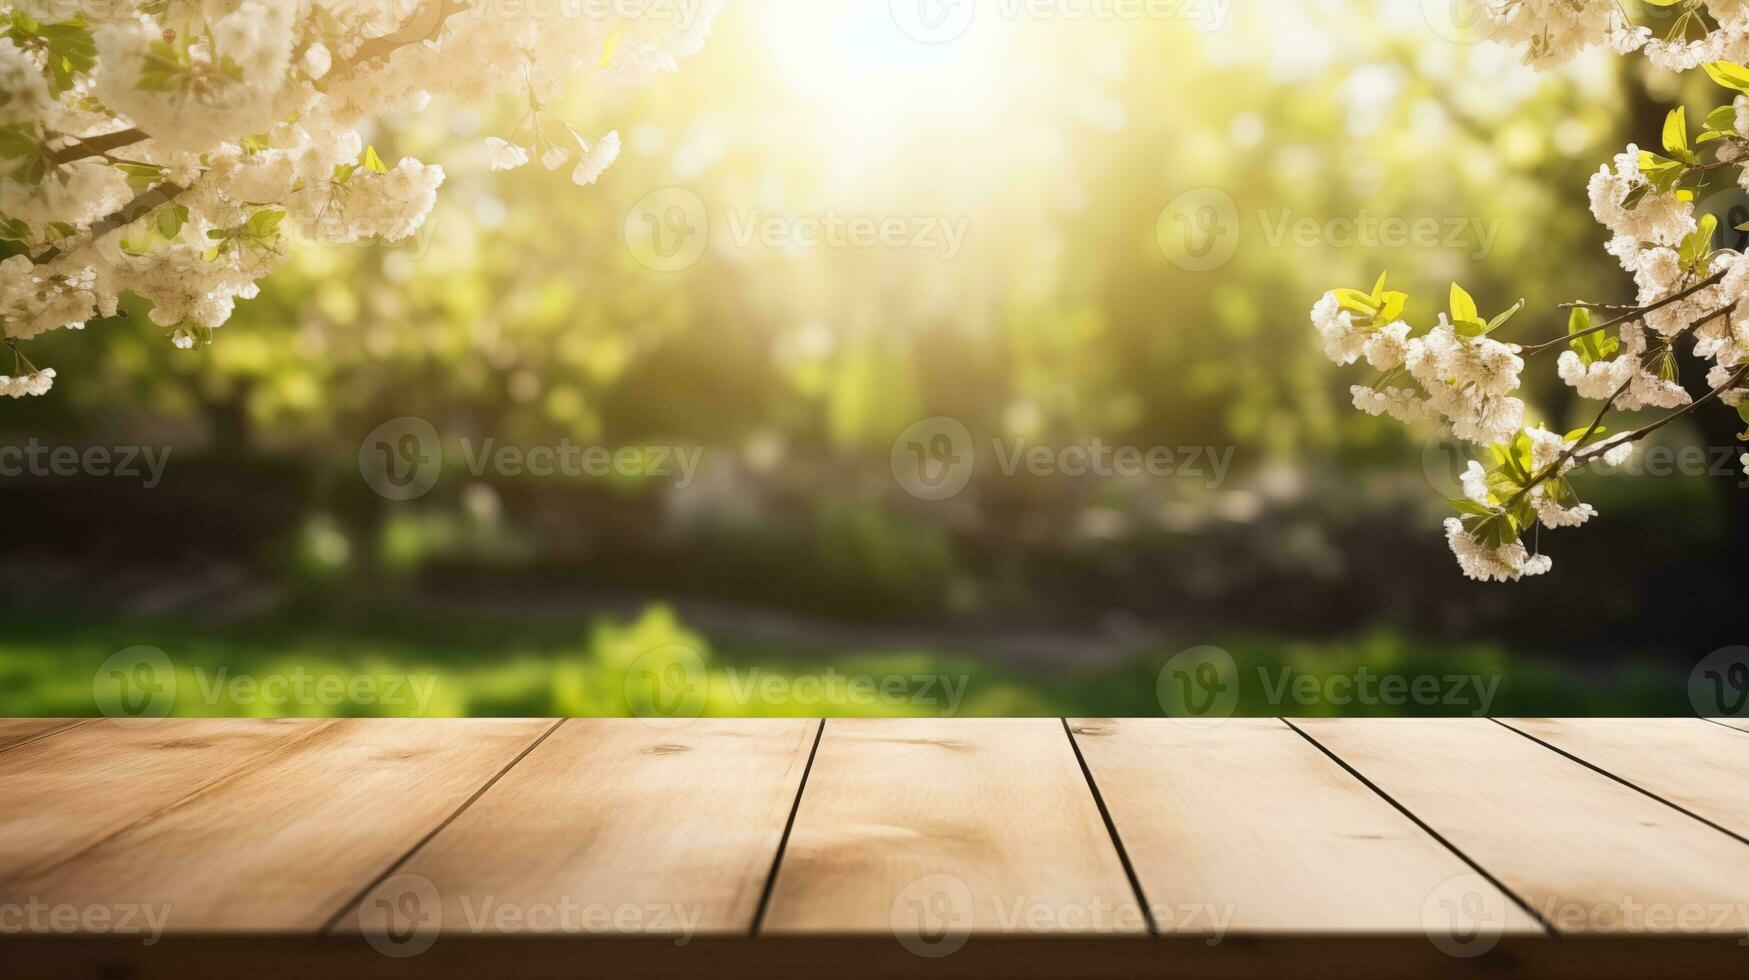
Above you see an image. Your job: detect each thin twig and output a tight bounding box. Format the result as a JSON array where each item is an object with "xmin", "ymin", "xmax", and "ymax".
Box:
[{"xmin": 1522, "ymin": 268, "xmax": 1727, "ymax": 356}]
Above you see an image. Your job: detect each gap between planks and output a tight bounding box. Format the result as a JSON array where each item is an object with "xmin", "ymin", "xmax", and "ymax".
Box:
[
  {"xmin": 1281, "ymin": 718, "xmax": 1555, "ymax": 933},
  {"xmin": 317, "ymin": 717, "xmax": 568, "ymax": 934},
  {"xmin": 1061, "ymin": 718, "xmax": 1159, "ymax": 936}
]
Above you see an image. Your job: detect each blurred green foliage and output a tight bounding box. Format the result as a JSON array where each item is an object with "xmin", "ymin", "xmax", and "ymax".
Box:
[{"xmin": 2, "ymin": 2, "xmax": 1742, "ymax": 716}]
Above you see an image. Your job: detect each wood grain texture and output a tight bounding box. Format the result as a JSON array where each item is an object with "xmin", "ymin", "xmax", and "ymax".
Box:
[
  {"xmin": 364, "ymin": 718, "xmax": 821, "ymax": 938},
  {"xmin": 0, "ymin": 717, "xmax": 326, "ymax": 884},
  {"xmin": 5, "ymin": 718, "xmax": 554, "ymax": 932},
  {"xmin": 0, "ymin": 718, "xmax": 87, "ymax": 754},
  {"xmin": 1297, "ymin": 718, "xmax": 1749, "ymax": 934},
  {"xmin": 1069, "ymin": 718, "xmax": 1541, "ymax": 935},
  {"xmin": 1710, "ymin": 718, "xmax": 1749, "ymax": 735},
  {"xmin": 760, "ymin": 718, "xmax": 1143, "ymax": 936},
  {"xmin": 1501, "ymin": 718, "xmax": 1749, "ymax": 841}
]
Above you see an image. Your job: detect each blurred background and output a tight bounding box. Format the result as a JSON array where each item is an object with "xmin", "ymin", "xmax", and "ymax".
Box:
[{"xmin": 5, "ymin": 0, "xmax": 1747, "ymax": 719}]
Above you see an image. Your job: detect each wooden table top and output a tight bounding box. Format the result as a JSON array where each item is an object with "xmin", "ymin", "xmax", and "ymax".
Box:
[{"xmin": 2, "ymin": 716, "xmax": 1748, "ymax": 978}]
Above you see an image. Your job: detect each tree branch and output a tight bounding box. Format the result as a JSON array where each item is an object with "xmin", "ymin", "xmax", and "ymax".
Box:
[{"xmin": 1522, "ymin": 268, "xmax": 1728, "ymax": 356}]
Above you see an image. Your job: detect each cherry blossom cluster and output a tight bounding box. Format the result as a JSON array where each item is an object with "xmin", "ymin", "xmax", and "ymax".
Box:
[
  {"xmin": 0, "ymin": 0, "xmax": 722, "ymax": 395},
  {"xmin": 1314, "ymin": 1, "xmax": 1749, "ymax": 581}
]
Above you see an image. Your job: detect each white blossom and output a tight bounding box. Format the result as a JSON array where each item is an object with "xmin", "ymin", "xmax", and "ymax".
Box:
[
  {"xmin": 0, "ymin": 0, "xmax": 724, "ymax": 394},
  {"xmin": 1443, "ymin": 518, "xmax": 1552, "ymax": 582},
  {"xmin": 485, "ymin": 137, "xmax": 529, "ymax": 172},
  {"xmin": 571, "ymin": 130, "xmax": 621, "ymax": 186}
]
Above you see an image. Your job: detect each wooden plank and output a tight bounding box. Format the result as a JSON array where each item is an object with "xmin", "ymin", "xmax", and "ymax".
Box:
[
  {"xmin": 0, "ymin": 718, "xmax": 87, "ymax": 754},
  {"xmin": 1710, "ymin": 718, "xmax": 1749, "ymax": 735},
  {"xmin": 1501, "ymin": 719, "xmax": 1749, "ymax": 842},
  {"xmin": 1297, "ymin": 718, "xmax": 1749, "ymax": 934},
  {"xmin": 5, "ymin": 718, "xmax": 554, "ymax": 932},
  {"xmin": 761, "ymin": 718, "xmax": 1144, "ymax": 937},
  {"xmin": 0, "ymin": 717, "xmax": 327, "ymax": 884},
  {"xmin": 360, "ymin": 718, "xmax": 820, "ymax": 939},
  {"xmin": 1069, "ymin": 718, "xmax": 1541, "ymax": 935}
]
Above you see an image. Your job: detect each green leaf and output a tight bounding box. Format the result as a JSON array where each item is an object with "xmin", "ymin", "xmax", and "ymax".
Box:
[
  {"xmin": 362, "ymin": 144, "xmax": 388, "ymax": 174},
  {"xmin": 1706, "ymin": 104, "xmax": 1737, "ymax": 131},
  {"xmin": 114, "ymin": 161, "xmax": 166, "ymax": 191},
  {"xmin": 1705, "ymin": 61, "xmax": 1749, "ymax": 93},
  {"xmin": 0, "ymin": 123, "xmax": 37, "ymax": 159},
  {"xmin": 1449, "ymin": 498, "xmax": 1493, "ymax": 518},
  {"xmin": 1485, "ymin": 298, "xmax": 1526, "ymax": 334},
  {"xmin": 1460, "ymin": 510, "xmax": 1521, "ymax": 551},
  {"xmin": 5, "ymin": 14, "xmax": 96, "ymax": 95},
  {"xmin": 1450, "ymin": 282, "xmax": 1477, "ymax": 324},
  {"xmin": 154, "ymin": 204, "xmax": 186, "ymax": 240},
  {"xmin": 1664, "ymin": 106, "xmax": 1689, "ymax": 157},
  {"xmin": 1680, "ymin": 212, "xmax": 1718, "ymax": 269},
  {"xmin": 1374, "ymin": 290, "xmax": 1407, "ymax": 325}
]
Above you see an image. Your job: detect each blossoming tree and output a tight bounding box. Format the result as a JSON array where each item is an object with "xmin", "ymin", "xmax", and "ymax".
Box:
[
  {"xmin": 1314, "ymin": 0, "xmax": 1749, "ymax": 581},
  {"xmin": 0, "ymin": 0, "xmax": 720, "ymax": 397}
]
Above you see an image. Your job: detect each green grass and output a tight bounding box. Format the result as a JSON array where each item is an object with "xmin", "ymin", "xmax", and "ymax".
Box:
[{"xmin": 0, "ymin": 605, "xmax": 1699, "ymax": 719}]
